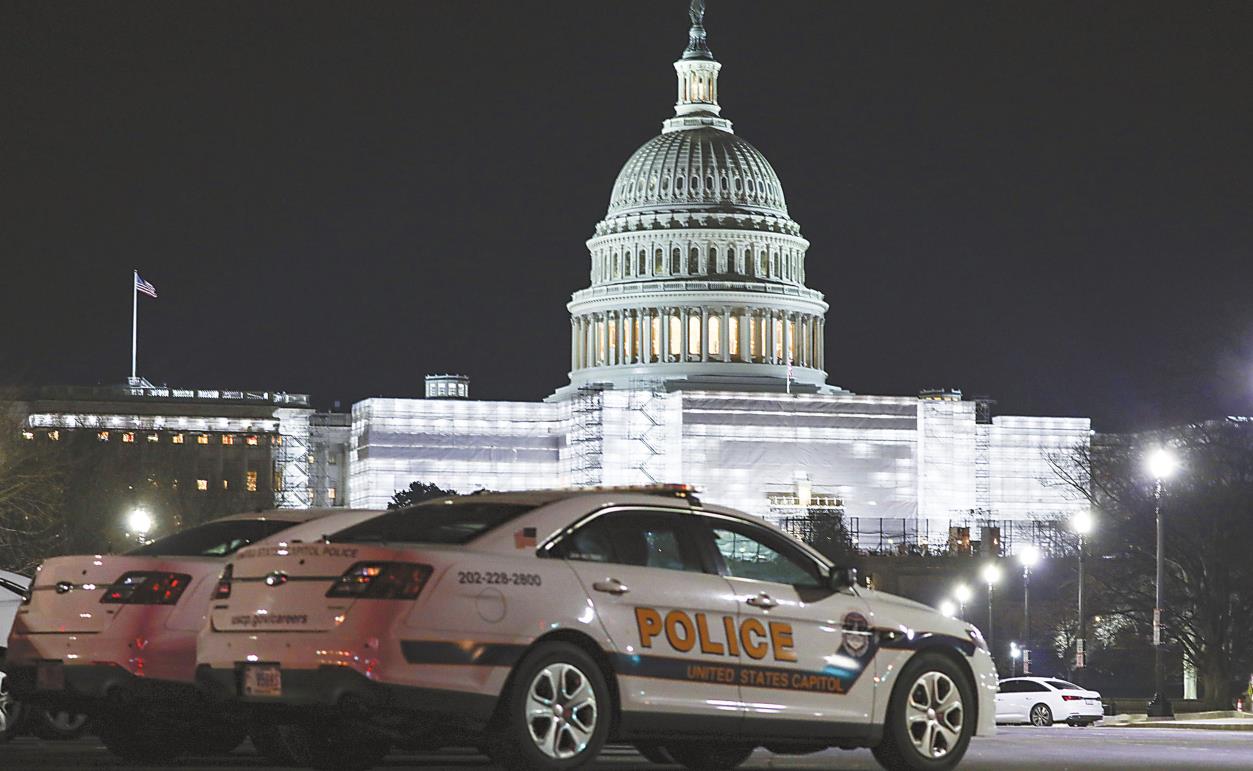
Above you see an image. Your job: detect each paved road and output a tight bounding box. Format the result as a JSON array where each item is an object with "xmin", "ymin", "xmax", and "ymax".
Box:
[{"xmin": 3, "ymin": 726, "xmax": 1253, "ymax": 769}]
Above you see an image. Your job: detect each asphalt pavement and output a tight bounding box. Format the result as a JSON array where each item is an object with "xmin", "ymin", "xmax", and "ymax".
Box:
[{"xmin": 3, "ymin": 726, "xmax": 1253, "ymax": 769}]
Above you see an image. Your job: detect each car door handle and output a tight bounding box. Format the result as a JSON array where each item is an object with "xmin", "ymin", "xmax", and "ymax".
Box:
[
  {"xmin": 746, "ymin": 592, "xmax": 778, "ymax": 609},
  {"xmin": 592, "ymin": 579, "xmax": 630, "ymax": 595}
]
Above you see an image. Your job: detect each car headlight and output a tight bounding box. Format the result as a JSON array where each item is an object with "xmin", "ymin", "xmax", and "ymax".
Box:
[{"xmin": 965, "ymin": 624, "xmax": 989, "ymax": 653}]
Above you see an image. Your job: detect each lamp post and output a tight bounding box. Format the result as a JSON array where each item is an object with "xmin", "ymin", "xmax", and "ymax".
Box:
[
  {"xmin": 1019, "ymin": 544, "xmax": 1041, "ymax": 670},
  {"xmin": 954, "ymin": 583, "xmax": 972, "ymax": 619},
  {"xmin": 1072, "ymin": 509, "xmax": 1094, "ymax": 681},
  {"xmin": 981, "ymin": 563, "xmax": 1002, "ymax": 654},
  {"xmin": 1146, "ymin": 447, "xmax": 1178, "ymax": 718}
]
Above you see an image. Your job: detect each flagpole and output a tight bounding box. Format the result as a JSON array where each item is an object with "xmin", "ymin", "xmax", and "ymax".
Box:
[{"xmin": 131, "ymin": 269, "xmax": 138, "ymax": 381}]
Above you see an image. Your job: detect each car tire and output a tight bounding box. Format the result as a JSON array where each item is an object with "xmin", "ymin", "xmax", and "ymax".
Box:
[
  {"xmin": 635, "ymin": 742, "xmax": 674, "ymax": 764},
  {"xmin": 0, "ymin": 688, "xmax": 25, "ymax": 741},
  {"xmin": 486, "ymin": 641, "xmax": 611, "ymax": 770},
  {"xmin": 31, "ymin": 708, "xmax": 90, "ymax": 740},
  {"xmin": 663, "ymin": 742, "xmax": 755, "ymax": 770},
  {"xmin": 1029, "ymin": 703, "xmax": 1053, "ymax": 727},
  {"xmin": 871, "ymin": 651, "xmax": 975, "ymax": 771}
]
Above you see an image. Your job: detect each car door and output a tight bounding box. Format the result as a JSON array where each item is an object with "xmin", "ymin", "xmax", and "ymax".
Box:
[
  {"xmin": 552, "ymin": 507, "xmax": 743, "ymax": 729},
  {"xmin": 692, "ymin": 512, "xmax": 874, "ymax": 736},
  {"xmin": 995, "ymin": 680, "xmax": 1023, "ymax": 722}
]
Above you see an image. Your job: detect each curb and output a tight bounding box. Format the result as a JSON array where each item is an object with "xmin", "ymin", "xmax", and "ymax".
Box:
[{"xmin": 1115, "ymin": 722, "xmax": 1253, "ymax": 732}]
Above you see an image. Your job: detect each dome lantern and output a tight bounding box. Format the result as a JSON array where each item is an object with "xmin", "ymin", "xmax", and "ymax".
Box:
[{"xmin": 666, "ymin": 1, "xmax": 730, "ymax": 134}]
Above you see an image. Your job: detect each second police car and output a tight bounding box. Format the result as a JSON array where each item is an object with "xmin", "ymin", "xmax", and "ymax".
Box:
[{"xmin": 197, "ymin": 486, "xmax": 997, "ymax": 770}]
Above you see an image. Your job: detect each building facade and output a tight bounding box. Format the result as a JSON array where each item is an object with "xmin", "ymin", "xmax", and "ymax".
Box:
[{"xmin": 347, "ymin": 6, "xmax": 1091, "ymax": 550}]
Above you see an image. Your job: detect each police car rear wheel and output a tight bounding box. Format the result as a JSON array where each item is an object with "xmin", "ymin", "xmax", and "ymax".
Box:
[
  {"xmin": 871, "ymin": 652, "xmax": 973, "ymax": 771},
  {"xmin": 489, "ymin": 642, "xmax": 610, "ymax": 769},
  {"xmin": 663, "ymin": 742, "xmax": 754, "ymax": 770}
]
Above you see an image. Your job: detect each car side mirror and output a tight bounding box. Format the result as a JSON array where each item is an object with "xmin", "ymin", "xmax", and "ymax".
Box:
[{"xmin": 828, "ymin": 566, "xmax": 857, "ymax": 592}]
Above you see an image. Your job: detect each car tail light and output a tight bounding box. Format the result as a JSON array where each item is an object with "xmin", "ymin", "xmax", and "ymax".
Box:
[
  {"xmin": 100, "ymin": 572, "xmax": 192, "ymax": 605},
  {"xmin": 1061, "ymin": 694, "xmax": 1084, "ymax": 701},
  {"xmin": 213, "ymin": 564, "xmax": 233, "ymax": 600},
  {"xmin": 326, "ymin": 562, "xmax": 432, "ymax": 600}
]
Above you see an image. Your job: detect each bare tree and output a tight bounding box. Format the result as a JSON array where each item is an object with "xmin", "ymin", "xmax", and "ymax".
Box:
[
  {"xmin": 0, "ymin": 400, "xmax": 68, "ymax": 573},
  {"xmin": 1051, "ymin": 420, "xmax": 1253, "ymax": 706}
]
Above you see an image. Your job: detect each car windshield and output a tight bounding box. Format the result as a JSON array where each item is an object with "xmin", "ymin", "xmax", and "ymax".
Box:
[
  {"xmin": 331, "ymin": 502, "xmax": 535, "ymax": 545},
  {"xmin": 1046, "ymin": 680, "xmax": 1080, "ymax": 690},
  {"xmin": 127, "ymin": 519, "xmax": 296, "ymax": 557}
]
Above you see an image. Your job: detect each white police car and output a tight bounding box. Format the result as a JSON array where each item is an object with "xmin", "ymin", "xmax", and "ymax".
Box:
[{"xmin": 197, "ymin": 486, "xmax": 997, "ymax": 770}]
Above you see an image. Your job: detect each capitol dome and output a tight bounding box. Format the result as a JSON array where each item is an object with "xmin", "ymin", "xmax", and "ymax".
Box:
[
  {"xmin": 561, "ymin": 2, "xmax": 831, "ymax": 397},
  {"xmin": 607, "ymin": 128, "xmax": 789, "ymax": 219}
]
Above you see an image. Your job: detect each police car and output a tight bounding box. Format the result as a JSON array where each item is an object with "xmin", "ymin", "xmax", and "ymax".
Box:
[
  {"xmin": 197, "ymin": 486, "xmax": 997, "ymax": 770},
  {"xmin": 4, "ymin": 508, "xmax": 378, "ymax": 761}
]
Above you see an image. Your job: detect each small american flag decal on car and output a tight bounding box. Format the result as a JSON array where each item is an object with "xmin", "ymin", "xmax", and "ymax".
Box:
[{"xmin": 513, "ymin": 527, "xmax": 537, "ymax": 549}]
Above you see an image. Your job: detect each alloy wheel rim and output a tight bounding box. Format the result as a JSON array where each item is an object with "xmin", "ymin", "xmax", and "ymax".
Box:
[
  {"xmin": 1032, "ymin": 705, "xmax": 1050, "ymax": 725},
  {"xmin": 905, "ymin": 671, "xmax": 963, "ymax": 759},
  {"xmin": 526, "ymin": 662, "xmax": 597, "ymax": 759}
]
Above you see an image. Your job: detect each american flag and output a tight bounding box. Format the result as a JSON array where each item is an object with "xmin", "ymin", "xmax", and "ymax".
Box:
[{"xmin": 135, "ymin": 274, "xmax": 158, "ymax": 298}]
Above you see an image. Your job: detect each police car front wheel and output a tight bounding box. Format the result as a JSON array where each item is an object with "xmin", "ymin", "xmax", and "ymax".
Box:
[
  {"xmin": 489, "ymin": 641, "xmax": 611, "ymax": 769},
  {"xmin": 872, "ymin": 651, "xmax": 974, "ymax": 771}
]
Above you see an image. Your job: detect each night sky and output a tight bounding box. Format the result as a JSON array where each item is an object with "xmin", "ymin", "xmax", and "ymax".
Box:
[{"xmin": 3, "ymin": 1, "xmax": 1251, "ymax": 431}]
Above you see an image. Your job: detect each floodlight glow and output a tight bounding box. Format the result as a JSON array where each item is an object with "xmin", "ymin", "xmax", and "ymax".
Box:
[
  {"xmin": 1019, "ymin": 544, "xmax": 1041, "ymax": 568},
  {"xmin": 1010, "ymin": 644, "xmax": 1021, "ymax": 659},
  {"xmin": 981, "ymin": 563, "xmax": 1002, "ymax": 586},
  {"xmin": 954, "ymin": 584, "xmax": 972, "ymax": 604},
  {"xmin": 127, "ymin": 508, "xmax": 153, "ymax": 536},
  {"xmin": 1146, "ymin": 447, "xmax": 1178, "ymax": 480},
  {"xmin": 1072, "ymin": 509, "xmax": 1094, "ymax": 536},
  {"xmin": 939, "ymin": 600, "xmax": 957, "ymax": 618}
]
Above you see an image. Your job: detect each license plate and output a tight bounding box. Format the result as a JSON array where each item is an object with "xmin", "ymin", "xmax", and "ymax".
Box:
[
  {"xmin": 242, "ymin": 664, "xmax": 282, "ymax": 697},
  {"xmin": 36, "ymin": 661, "xmax": 65, "ymax": 691},
  {"xmin": 1085, "ymin": 699, "xmax": 1098, "ymax": 705}
]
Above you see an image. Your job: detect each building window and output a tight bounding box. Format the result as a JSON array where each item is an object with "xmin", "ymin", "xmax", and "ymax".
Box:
[
  {"xmin": 607, "ymin": 317, "xmax": 618, "ymax": 364},
  {"xmin": 172, "ymin": 433, "xmax": 184, "ymax": 444},
  {"xmin": 222, "ymin": 479, "xmax": 230, "ymax": 490},
  {"xmin": 97, "ymin": 431, "xmax": 109, "ymax": 442},
  {"xmin": 710, "ymin": 246, "xmax": 719, "ymax": 271},
  {"xmin": 668, "ymin": 312, "xmax": 681, "ymax": 358},
  {"xmin": 688, "ymin": 313, "xmax": 701, "ymax": 357},
  {"xmin": 147, "ymin": 433, "xmax": 159, "ymax": 443},
  {"xmin": 729, "ymin": 315, "xmax": 740, "ymax": 357},
  {"xmin": 758, "ymin": 250, "xmax": 768, "ymax": 276},
  {"xmin": 650, "ymin": 314, "xmax": 661, "ymax": 363},
  {"xmin": 245, "ymin": 435, "xmax": 258, "ymax": 446},
  {"xmin": 671, "ymin": 248, "xmax": 681, "ymax": 274},
  {"xmin": 708, "ymin": 314, "xmax": 721, "ymax": 356},
  {"xmin": 246, "ymin": 470, "xmax": 258, "ymax": 492},
  {"xmin": 197, "ymin": 434, "xmax": 210, "ymax": 445},
  {"xmin": 689, "ymin": 247, "xmax": 700, "ymax": 274},
  {"xmin": 328, "ymin": 487, "xmax": 337, "ymax": 501},
  {"xmin": 654, "ymin": 249, "xmax": 663, "ymax": 274},
  {"xmin": 21, "ymin": 430, "xmax": 34, "ymax": 440},
  {"xmin": 774, "ymin": 317, "xmax": 785, "ymax": 360},
  {"xmin": 47, "ymin": 430, "xmax": 60, "ymax": 441},
  {"xmin": 221, "ymin": 435, "xmax": 234, "ymax": 446},
  {"xmin": 196, "ymin": 479, "xmax": 209, "ymax": 491},
  {"xmin": 122, "ymin": 432, "xmax": 135, "ymax": 443}
]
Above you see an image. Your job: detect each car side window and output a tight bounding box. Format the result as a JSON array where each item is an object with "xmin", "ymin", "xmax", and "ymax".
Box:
[
  {"xmin": 1022, "ymin": 681, "xmax": 1049, "ymax": 692},
  {"xmin": 563, "ymin": 510, "xmax": 703, "ymax": 573},
  {"xmin": 998, "ymin": 681, "xmax": 1021, "ymax": 693},
  {"xmin": 703, "ymin": 519, "xmax": 823, "ymax": 588}
]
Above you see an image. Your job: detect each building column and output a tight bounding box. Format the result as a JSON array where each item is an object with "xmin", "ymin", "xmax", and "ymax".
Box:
[
  {"xmin": 817, "ymin": 319, "xmax": 825, "ymax": 371},
  {"xmin": 765, "ymin": 309, "xmax": 775, "ymax": 364},
  {"xmin": 616, "ymin": 310, "xmax": 625, "ymax": 366},
  {"xmin": 660, "ymin": 307, "xmax": 670, "ymax": 362},
  {"xmin": 721, "ymin": 307, "xmax": 731, "ymax": 363},
  {"xmin": 680, "ymin": 307, "xmax": 689, "ymax": 362},
  {"xmin": 571, "ymin": 318, "xmax": 579, "ymax": 370},
  {"xmin": 700, "ymin": 307, "xmax": 709, "ymax": 362},
  {"xmin": 739, "ymin": 309, "xmax": 751, "ymax": 362}
]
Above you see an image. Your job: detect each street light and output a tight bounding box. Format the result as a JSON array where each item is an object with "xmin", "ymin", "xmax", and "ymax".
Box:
[
  {"xmin": 1019, "ymin": 544, "xmax": 1041, "ymax": 668},
  {"xmin": 1146, "ymin": 446, "xmax": 1178, "ymax": 718},
  {"xmin": 981, "ymin": 563, "xmax": 1002, "ymax": 652},
  {"xmin": 127, "ymin": 507, "xmax": 153, "ymax": 540},
  {"xmin": 1072, "ymin": 509, "xmax": 1094, "ymax": 680},
  {"xmin": 939, "ymin": 599, "xmax": 957, "ymax": 619},
  {"xmin": 1010, "ymin": 641, "xmax": 1022, "ymax": 677},
  {"xmin": 954, "ymin": 583, "xmax": 972, "ymax": 618}
]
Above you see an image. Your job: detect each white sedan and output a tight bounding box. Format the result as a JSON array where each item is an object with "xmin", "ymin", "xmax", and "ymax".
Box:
[{"xmin": 995, "ymin": 677, "xmax": 1103, "ymax": 726}]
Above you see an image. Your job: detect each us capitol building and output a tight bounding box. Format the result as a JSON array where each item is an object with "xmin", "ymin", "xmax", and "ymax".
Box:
[{"xmin": 348, "ymin": 5, "xmax": 1091, "ymax": 550}]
